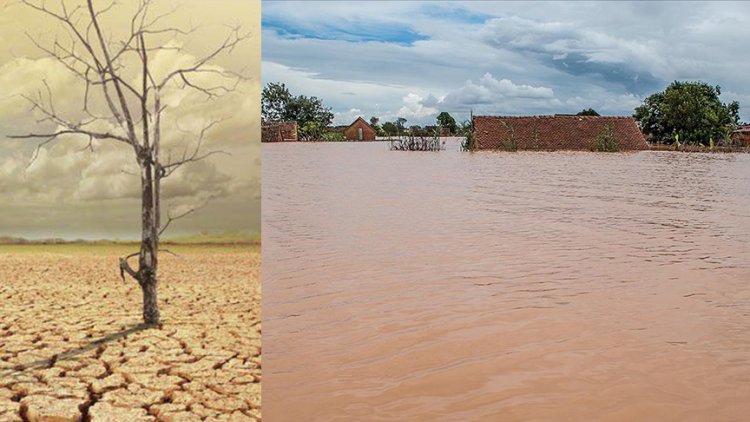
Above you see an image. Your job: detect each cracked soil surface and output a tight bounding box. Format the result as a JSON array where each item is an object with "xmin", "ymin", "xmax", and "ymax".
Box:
[{"xmin": 0, "ymin": 244, "xmax": 261, "ymax": 421}]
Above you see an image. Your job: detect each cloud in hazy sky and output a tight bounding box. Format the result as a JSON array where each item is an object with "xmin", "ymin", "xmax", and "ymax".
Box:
[{"xmin": 262, "ymin": 1, "xmax": 750, "ymax": 125}]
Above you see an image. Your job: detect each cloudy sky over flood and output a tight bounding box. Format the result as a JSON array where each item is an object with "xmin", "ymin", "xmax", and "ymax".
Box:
[
  {"xmin": 262, "ymin": 1, "xmax": 750, "ymax": 126},
  {"xmin": 0, "ymin": 0, "xmax": 260, "ymax": 240}
]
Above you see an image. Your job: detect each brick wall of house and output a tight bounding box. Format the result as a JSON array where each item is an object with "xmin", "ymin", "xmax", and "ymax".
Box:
[
  {"xmin": 261, "ymin": 121, "xmax": 298, "ymax": 142},
  {"xmin": 732, "ymin": 125, "xmax": 750, "ymax": 146},
  {"xmin": 472, "ymin": 115, "xmax": 648, "ymax": 151},
  {"xmin": 344, "ymin": 119, "xmax": 377, "ymax": 141},
  {"xmin": 732, "ymin": 132, "xmax": 750, "ymax": 146}
]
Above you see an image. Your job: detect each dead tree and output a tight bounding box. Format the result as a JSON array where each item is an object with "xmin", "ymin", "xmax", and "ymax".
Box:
[{"xmin": 9, "ymin": 0, "xmax": 249, "ymax": 325}]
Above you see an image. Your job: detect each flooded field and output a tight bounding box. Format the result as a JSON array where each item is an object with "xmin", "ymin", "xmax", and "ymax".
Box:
[
  {"xmin": 0, "ymin": 244, "xmax": 261, "ymax": 421},
  {"xmin": 263, "ymin": 140, "xmax": 750, "ymax": 421}
]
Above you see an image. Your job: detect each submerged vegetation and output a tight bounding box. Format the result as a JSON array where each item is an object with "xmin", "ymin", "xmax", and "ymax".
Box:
[
  {"xmin": 389, "ymin": 130, "xmax": 445, "ymax": 151},
  {"xmin": 595, "ymin": 124, "xmax": 620, "ymax": 152},
  {"xmin": 502, "ymin": 137, "xmax": 518, "ymax": 152},
  {"xmin": 296, "ymin": 121, "xmax": 347, "ymax": 141},
  {"xmin": 500, "ymin": 120, "xmax": 518, "ymax": 152},
  {"xmin": 320, "ymin": 131, "xmax": 347, "ymax": 142},
  {"xmin": 461, "ymin": 131, "xmax": 476, "ymax": 151}
]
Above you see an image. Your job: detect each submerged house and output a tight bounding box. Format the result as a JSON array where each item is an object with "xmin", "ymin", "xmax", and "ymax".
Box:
[
  {"xmin": 472, "ymin": 115, "xmax": 648, "ymax": 151},
  {"xmin": 261, "ymin": 121, "xmax": 298, "ymax": 142},
  {"xmin": 340, "ymin": 117, "xmax": 377, "ymax": 141},
  {"xmin": 732, "ymin": 124, "xmax": 750, "ymax": 146}
]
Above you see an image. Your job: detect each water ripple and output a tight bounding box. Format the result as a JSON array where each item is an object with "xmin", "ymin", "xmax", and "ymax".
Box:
[{"xmin": 263, "ymin": 141, "xmax": 750, "ymax": 421}]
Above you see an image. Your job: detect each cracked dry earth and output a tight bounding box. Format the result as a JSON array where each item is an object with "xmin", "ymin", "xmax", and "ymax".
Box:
[{"xmin": 0, "ymin": 244, "xmax": 261, "ymax": 422}]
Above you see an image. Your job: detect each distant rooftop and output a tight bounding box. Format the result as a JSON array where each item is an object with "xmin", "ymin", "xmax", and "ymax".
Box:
[{"xmin": 472, "ymin": 115, "xmax": 648, "ymax": 151}]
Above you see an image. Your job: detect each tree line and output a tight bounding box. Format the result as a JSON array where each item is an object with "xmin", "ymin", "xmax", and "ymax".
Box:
[
  {"xmin": 371, "ymin": 113, "xmax": 471, "ymax": 137},
  {"xmin": 263, "ymin": 80, "xmax": 743, "ymax": 146},
  {"xmin": 262, "ymin": 83, "xmax": 470, "ymax": 140}
]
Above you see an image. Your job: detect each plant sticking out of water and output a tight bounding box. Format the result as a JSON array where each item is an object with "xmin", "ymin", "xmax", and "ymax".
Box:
[
  {"xmin": 500, "ymin": 120, "xmax": 518, "ymax": 152},
  {"xmin": 530, "ymin": 128, "xmax": 541, "ymax": 151},
  {"xmin": 298, "ymin": 121, "xmax": 322, "ymax": 141},
  {"xmin": 461, "ymin": 131, "xmax": 476, "ymax": 151},
  {"xmin": 320, "ymin": 131, "xmax": 347, "ymax": 142},
  {"xmin": 389, "ymin": 128, "xmax": 445, "ymax": 151},
  {"xmin": 595, "ymin": 124, "xmax": 620, "ymax": 152}
]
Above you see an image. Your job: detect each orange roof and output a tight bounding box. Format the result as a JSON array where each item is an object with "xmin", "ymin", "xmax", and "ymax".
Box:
[
  {"xmin": 472, "ymin": 115, "xmax": 648, "ymax": 150},
  {"xmin": 346, "ymin": 116, "xmax": 375, "ymax": 132}
]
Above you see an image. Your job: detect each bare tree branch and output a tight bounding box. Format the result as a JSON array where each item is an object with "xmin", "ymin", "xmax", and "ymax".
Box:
[
  {"xmin": 158, "ymin": 206, "xmax": 196, "ymax": 236},
  {"xmin": 9, "ymin": 129, "xmax": 133, "ymax": 166},
  {"xmin": 157, "ymin": 25, "xmax": 250, "ymax": 92},
  {"xmin": 9, "ymin": 128, "xmax": 132, "ymax": 145},
  {"xmin": 85, "ymin": 0, "xmax": 137, "ymax": 142},
  {"xmin": 119, "ymin": 251, "xmax": 140, "ymax": 283},
  {"xmin": 161, "ymin": 117, "xmax": 230, "ymax": 177},
  {"xmin": 13, "ymin": 0, "xmax": 252, "ymax": 325},
  {"xmin": 158, "ymin": 192, "xmax": 220, "ymax": 237},
  {"xmin": 159, "ymin": 249, "xmax": 179, "ymax": 257}
]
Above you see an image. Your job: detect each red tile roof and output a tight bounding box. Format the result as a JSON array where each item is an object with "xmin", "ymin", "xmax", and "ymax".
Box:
[
  {"xmin": 346, "ymin": 117, "xmax": 375, "ymax": 132},
  {"xmin": 472, "ymin": 115, "xmax": 648, "ymax": 151}
]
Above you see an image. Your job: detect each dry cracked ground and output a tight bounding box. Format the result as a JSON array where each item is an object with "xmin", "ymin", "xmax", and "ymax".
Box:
[{"xmin": 0, "ymin": 244, "xmax": 261, "ymax": 421}]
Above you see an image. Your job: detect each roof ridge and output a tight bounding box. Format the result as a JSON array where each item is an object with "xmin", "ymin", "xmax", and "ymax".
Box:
[
  {"xmin": 473, "ymin": 115, "xmax": 634, "ymax": 119},
  {"xmin": 346, "ymin": 116, "xmax": 375, "ymax": 130}
]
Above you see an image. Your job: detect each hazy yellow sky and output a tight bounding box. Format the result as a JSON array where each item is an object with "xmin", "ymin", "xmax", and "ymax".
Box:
[{"xmin": 0, "ymin": 0, "xmax": 260, "ymax": 239}]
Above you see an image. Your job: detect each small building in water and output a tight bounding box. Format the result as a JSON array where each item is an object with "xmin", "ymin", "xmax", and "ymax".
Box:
[
  {"xmin": 262, "ymin": 121, "xmax": 298, "ymax": 142},
  {"xmin": 341, "ymin": 117, "xmax": 377, "ymax": 141},
  {"xmin": 732, "ymin": 124, "xmax": 750, "ymax": 146},
  {"xmin": 471, "ymin": 115, "xmax": 648, "ymax": 151}
]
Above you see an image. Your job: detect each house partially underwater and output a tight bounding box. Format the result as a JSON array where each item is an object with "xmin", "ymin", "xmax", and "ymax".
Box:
[
  {"xmin": 261, "ymin": 121, "xmax": 298, "ymax": 142},
  {"xmin": 733, "ymin": 124, "xmax": 750, "ymax": 146},
  {"xmin": 339, "ymin": 117, "xmax": 377, "ymax": 141},
  {"xmin": 472, "ymin": 115, "xmax": 648, "ymax": 151}
]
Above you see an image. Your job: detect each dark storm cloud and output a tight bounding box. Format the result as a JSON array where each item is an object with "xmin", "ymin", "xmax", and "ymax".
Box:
[{"xmin": 545, "ymin": 53, "xmax": 663, "ymax": 95}]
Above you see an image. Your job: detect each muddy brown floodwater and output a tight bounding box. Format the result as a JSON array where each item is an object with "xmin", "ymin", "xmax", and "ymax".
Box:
[{"xmin": 263, "ymin": 140, "xmax": 750, "ymax": 421}]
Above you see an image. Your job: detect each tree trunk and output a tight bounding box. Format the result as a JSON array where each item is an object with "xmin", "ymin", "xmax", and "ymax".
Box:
[
  {"xmin": 141, "ymin": 272, "xmax": 159, "ymax": 324},
  {"xmin": 139, "ymin": 156, "xmax": 160, "ymax": 325}
]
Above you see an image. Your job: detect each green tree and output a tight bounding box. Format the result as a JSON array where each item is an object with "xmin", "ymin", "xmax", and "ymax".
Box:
[
  {"xmin": 261, "ymin": 82, "xmax": 292, "ymax": 122},
  {"xmin": 409, "ymin": 125, "xmax": 425, "ymax": 136},
  {"xmin": 395, "ymin": 117, "xmax": 407, "ymax": 132},
  {"xmin": 298, "ymin": 121, "xmax": 326, "ymax": 141},
  {"xmin": 382, "ymin": 121, "xmax": 398, "ymax": 136},
  {"xmin": 634, "ymin": 81, "xmax": 740, "ymax": 145},
  {"xmin": 436, "ymin": 111, "xmax": 457, "ymax": 134},
  {"xmin": 369, "ymin": 116, "xmax": 382, "ymax": 134},
  {"xmin": 576, "ymin": 108, "xmax": 600, "ymax": 116},
  {"xmin": 285, "ymin": 95, "xmax": 334, "ymax": 128},
  {"xmin": 261, "ymin": 82, "xmax": 334, "ymax": 129}
]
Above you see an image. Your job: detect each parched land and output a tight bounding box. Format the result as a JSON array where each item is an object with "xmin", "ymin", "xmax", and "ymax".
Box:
[{"xmin": 0, "ymin": 244, "xmax": 261, "ymax": 421}]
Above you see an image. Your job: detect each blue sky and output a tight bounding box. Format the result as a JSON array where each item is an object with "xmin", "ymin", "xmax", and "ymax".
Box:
[{"xmin": 262, "ymin": 1, "xmax": 750, "ymax": 126}]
